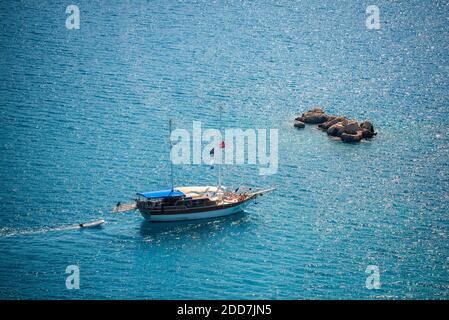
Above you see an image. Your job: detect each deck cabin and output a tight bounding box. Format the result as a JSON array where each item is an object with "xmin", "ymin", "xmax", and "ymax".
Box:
[{"xmin": 136, "ymin": 187, "xmax": 219, "ymax": 213}]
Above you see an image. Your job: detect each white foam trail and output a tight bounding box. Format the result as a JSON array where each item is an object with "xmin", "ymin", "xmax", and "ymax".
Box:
[{"xmin": 0, "ymin": 220, "xmax": 105, "ymax": 238}]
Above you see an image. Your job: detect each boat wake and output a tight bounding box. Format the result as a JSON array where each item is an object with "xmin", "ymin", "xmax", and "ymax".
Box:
[{"xmin": 0, "ymin": 219, "xmax": 105, "ymax": 238}]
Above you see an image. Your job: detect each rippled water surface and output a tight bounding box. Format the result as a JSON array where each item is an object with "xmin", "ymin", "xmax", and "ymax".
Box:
[{"xmin": 0, "ymin": 0, "xmax": 448, "ymax": 299}]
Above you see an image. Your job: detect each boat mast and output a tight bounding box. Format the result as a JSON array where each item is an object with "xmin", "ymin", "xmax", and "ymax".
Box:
[
  {"xmin": 169, "ymin": 119, "xmax": 174, "ymax": 192},
  {"xmin": 218, "ymin": 105, "xmax": 222, "ymax": 188}
]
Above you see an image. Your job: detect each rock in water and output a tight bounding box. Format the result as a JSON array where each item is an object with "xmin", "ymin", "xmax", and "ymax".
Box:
[
  {"xmin": 301, "ymin": 111, "xmax": 328, "ymax": 124},
  {"xmin": 327, "ymin": 122, "xmax": 345, "ymax": 137},
  {"xmin": 360, "ymin": 120, "xmax": 374, "ymax": 132},
  {"xmin": 343, "ymin": 121, "xmax": 361, "ymax": 134},
  {"xmin": 362, "ymin": 129, "xmax": 376, "ymax": 138},
  {"xmin": 341, "ymin": 131, "xmax": 363, "ymax": 143},
  {"xmin": 318, "ymin": 116, "xmax": 347, "ymax": 130},
  {"xmin": 295, "ymin": 106, "xmax": 329, "ymax": 124},
  {"xmin": 360, "ymin": 120, "xmax": 376, "ymax": 138},
  {"xmin": 293, "ymin": 120, "xmax": 305, "ymax": 128}
]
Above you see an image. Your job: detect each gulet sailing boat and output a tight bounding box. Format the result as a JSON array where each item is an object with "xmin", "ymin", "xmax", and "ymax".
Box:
[
  {"xmin": 135, "ymin": 185, "xmax": 274, "ymax": 222},
  {"xmin": 114, "ymin": 115, "xmax": 275, "ymax": 222}
]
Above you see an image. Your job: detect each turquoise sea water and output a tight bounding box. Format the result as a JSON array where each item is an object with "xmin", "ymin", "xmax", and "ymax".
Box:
[{"xmin": 0, "ymin": 0, "xmax": 448, "ymax": 299}]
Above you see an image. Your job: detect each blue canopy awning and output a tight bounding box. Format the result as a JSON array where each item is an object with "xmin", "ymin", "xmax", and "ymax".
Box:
[{"xmin": 137, "ymin": 189, "xmax": 185, "ymax": 199}]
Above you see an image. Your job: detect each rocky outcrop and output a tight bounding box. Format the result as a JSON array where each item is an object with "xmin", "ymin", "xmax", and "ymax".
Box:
[{"xmin": 294, "ymin": 108, "xmax": 377, "ymax": 143}]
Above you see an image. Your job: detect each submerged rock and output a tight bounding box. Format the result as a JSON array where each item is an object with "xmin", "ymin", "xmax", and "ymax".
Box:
[
  {"xmin": 362, "ymin": 130, "xmax": 376, "ymax": 139},
  {"xmin": 341, "ymin": 131, "xmax": 363, "ymax": 143},
  {"xmin": 293, "ymin": 120, "xmax": 305, "ymax": 128}
]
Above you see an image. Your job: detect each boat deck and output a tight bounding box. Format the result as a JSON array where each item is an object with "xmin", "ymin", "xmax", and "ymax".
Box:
[{"xmin": 112, "ymin": 203, "xmax": 136, "ymax": 213}]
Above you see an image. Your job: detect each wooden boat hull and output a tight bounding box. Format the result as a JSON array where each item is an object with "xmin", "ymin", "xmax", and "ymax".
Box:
[{"xmin": 139, "ymin": 197, "xmax": 254, "ymax": 222}]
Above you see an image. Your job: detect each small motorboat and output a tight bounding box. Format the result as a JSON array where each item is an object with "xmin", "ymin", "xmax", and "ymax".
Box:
[
  {"xmin": 78, "ymin": 219, "xmax": 105, "ymax": 228},
  {"xmin": 135, "ymin": 186, "xmax": 274, "ymax": 222}
]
